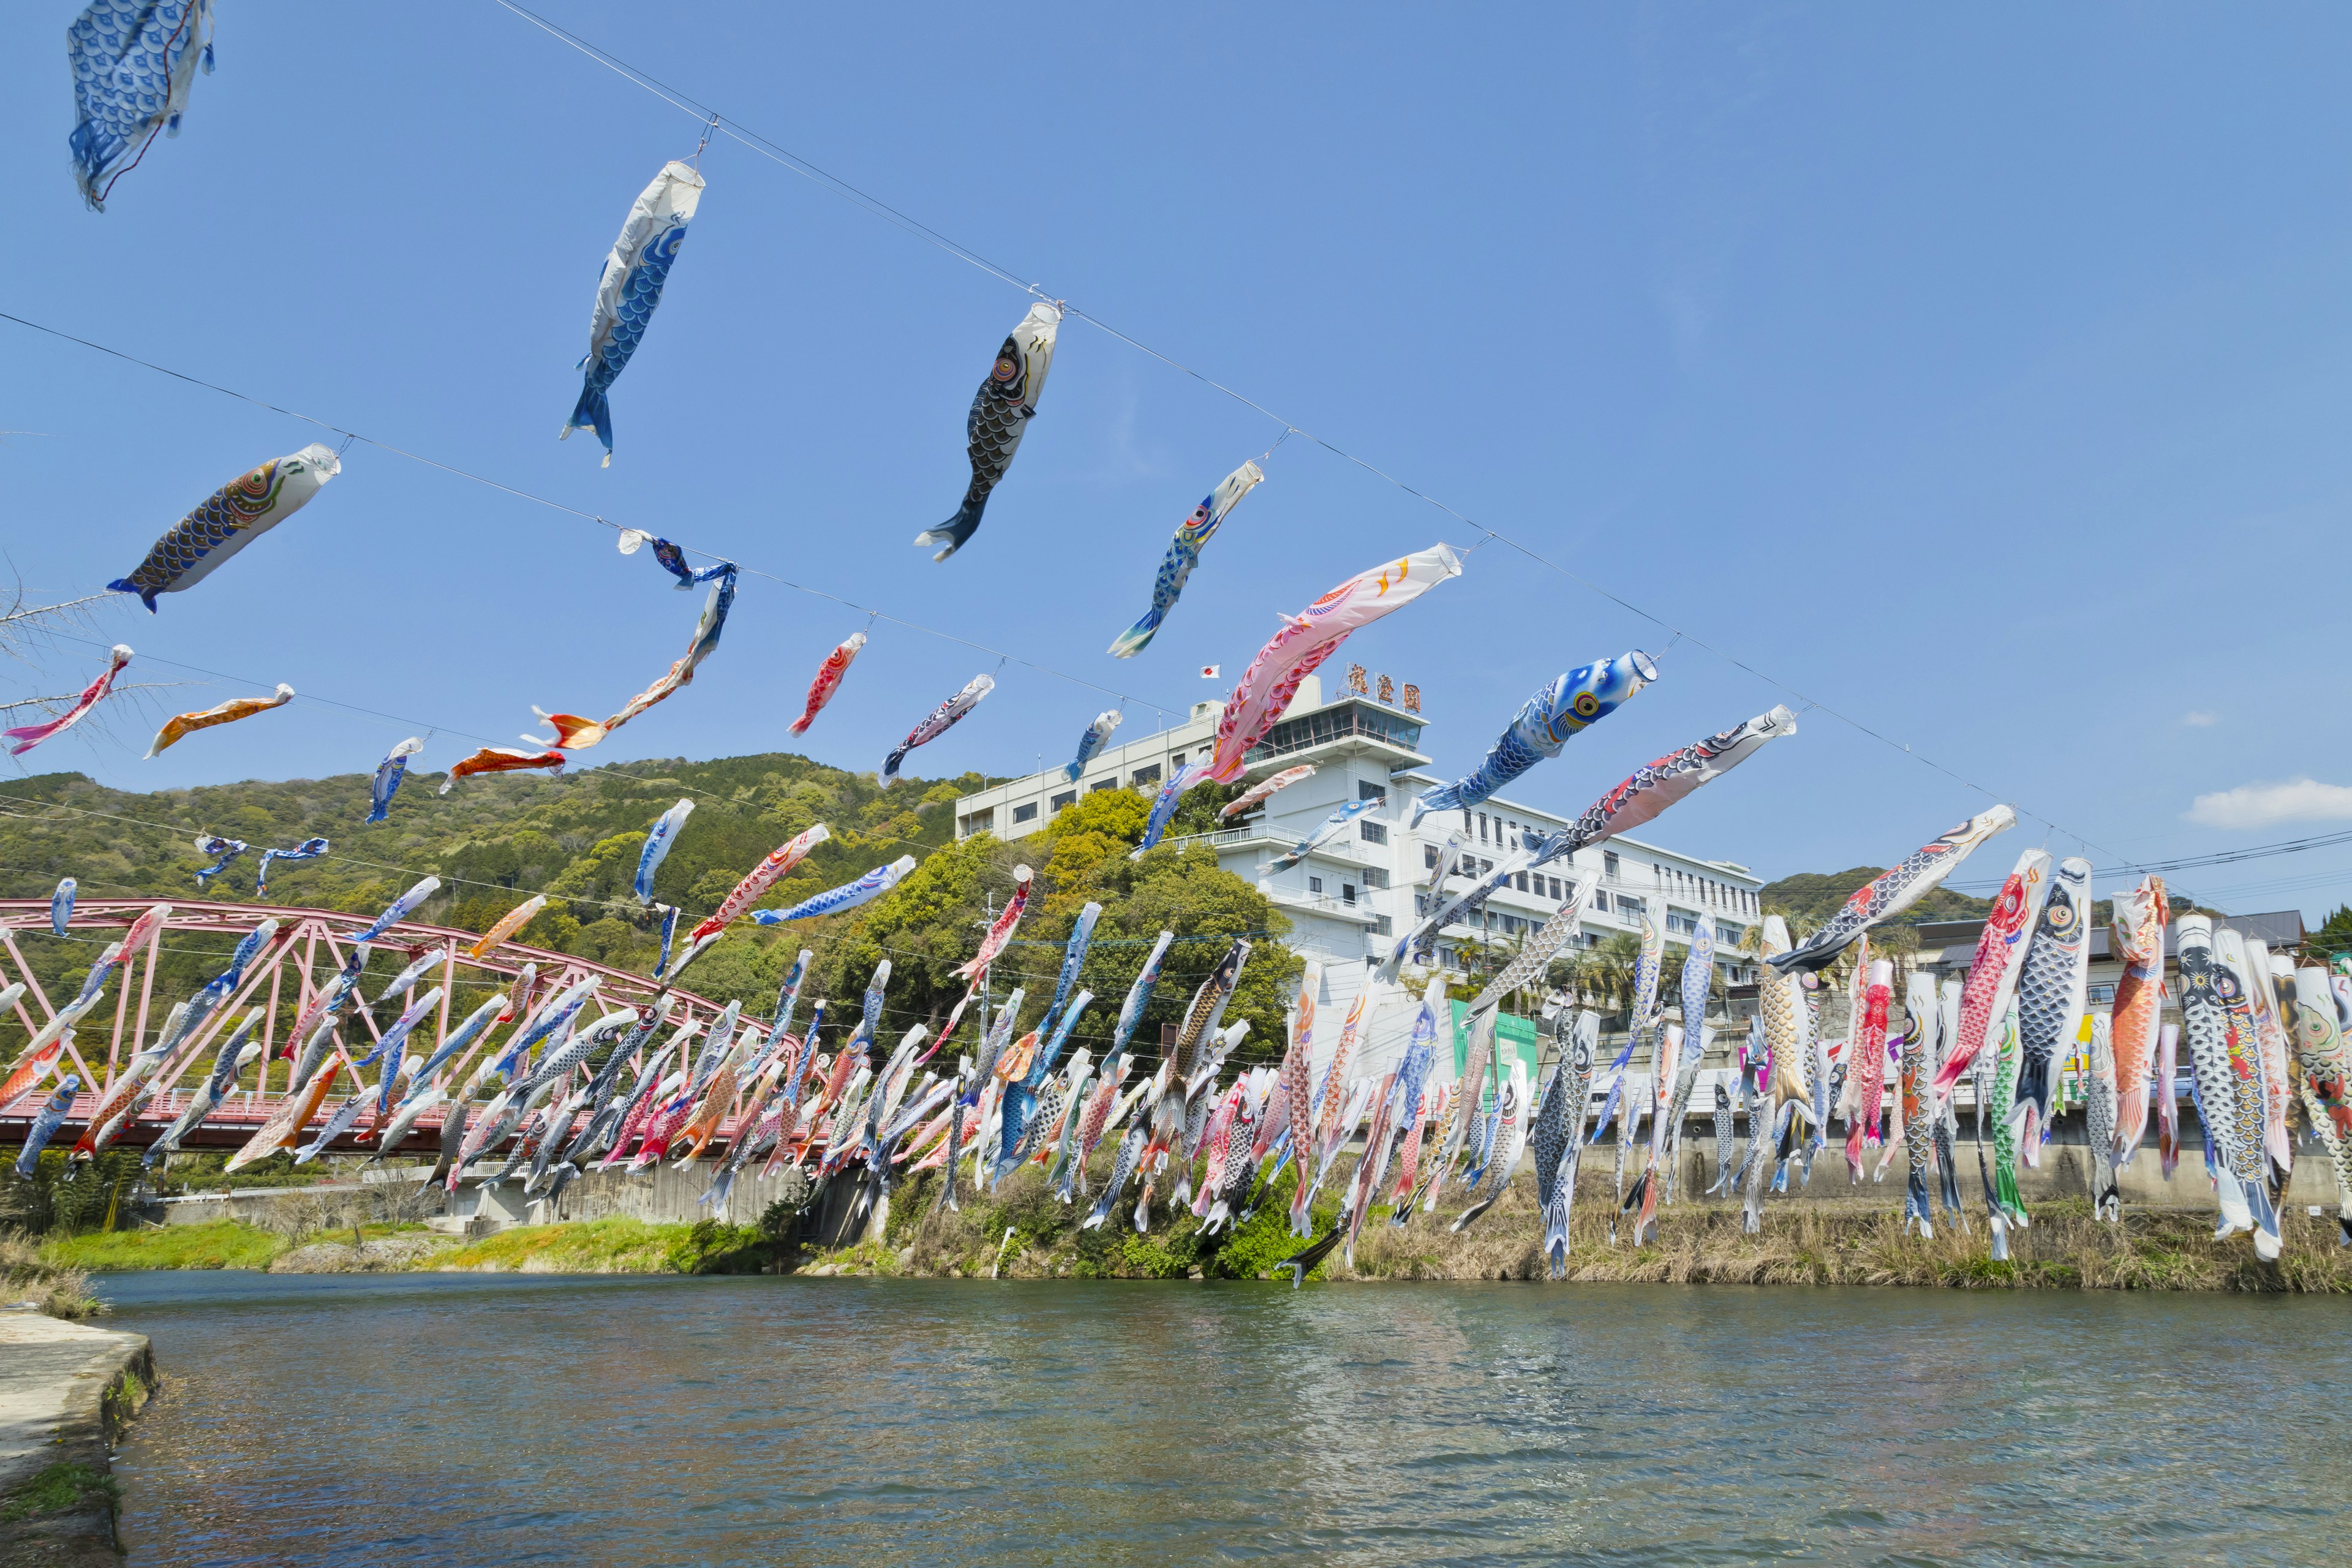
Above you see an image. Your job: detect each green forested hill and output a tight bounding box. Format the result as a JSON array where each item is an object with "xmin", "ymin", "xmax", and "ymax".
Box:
[{"xmin": 0, "ymin": 754, "xmax": 1298, "ymax": 1067}]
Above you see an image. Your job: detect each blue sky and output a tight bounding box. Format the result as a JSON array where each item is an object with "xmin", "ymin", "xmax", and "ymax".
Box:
[{"xmin": 6, "ymin": 2, "xmax": 2351, "ymax": 916}]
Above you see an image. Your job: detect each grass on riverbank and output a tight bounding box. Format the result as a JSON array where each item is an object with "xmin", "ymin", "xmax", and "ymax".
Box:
[
  {"xmin": 1, "ymin": 1233, "xmax": 105, "ymax": 1318},
  {"xmin": 797, "ymin": 1159, "xmax": 2352, "ymax": 1294},
  {"xmin": 434, "ymin": 1217, "xmax": 771, "ymax": 1275},
  {"xmin": 42, "ymin": 1220, "xmax": 288, "ymax": 1273},
  {"xmin": 0, "ymin": 1461, "xmax": 117, "ymax": 1525}
]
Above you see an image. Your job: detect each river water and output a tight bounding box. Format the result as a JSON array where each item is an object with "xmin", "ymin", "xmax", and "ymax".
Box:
[{"xmin": 95, "ymin": 1272, "xmax": 2348, "ymax": 1566}]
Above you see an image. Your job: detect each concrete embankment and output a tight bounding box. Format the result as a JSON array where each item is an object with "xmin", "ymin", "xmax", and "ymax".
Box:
[{"xmin": 0, "ymin": 1309, "xmax": 154, "ymax": 1567}]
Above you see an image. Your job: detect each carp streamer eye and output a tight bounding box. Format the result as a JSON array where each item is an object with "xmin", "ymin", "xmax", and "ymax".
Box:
[
  {"xmin": 1573, "ymin": 692, "xmax": 1603, "ymax": 718},
  {"xmin": 992, "ymin": 355, "xmax": 1019, "ymax": 383}
]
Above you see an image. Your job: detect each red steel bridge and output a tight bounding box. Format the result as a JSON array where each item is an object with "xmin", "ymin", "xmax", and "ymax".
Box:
[{"xmin": 0, "ymin": 898, "xmax": 733, "ymax": 1159}]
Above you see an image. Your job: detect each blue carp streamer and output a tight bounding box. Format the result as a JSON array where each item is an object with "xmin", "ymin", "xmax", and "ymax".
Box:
[
  {"xmin": 1065, "ymin": 710, "xmax": 1121, "ymax": 782},
  {"xmin": 1129, "ymin": 764, "xmax": 1204, "ymax": 859},
  {"xmin": 50, "ymin": 878, "xmax": 76, "ymax": 937},
  {"xmin": 1268, "ymin": 797, "xmax": 1383, "ymax": 874},
  {"xmin": 635, "ymin": 799, "xmax": 695, "ymax": 904},
  {"xmin": 752, "ymin": 856, "xmax": 917, "ymax": 923},
  {"xmin": 192, "ymin": 835, "xmax": 249, "ymax": 887},
  {"xmin": 562, "ymin": 162, "xmax": 706, "ymax": 466},
  {"xmin": 1411, "ymin": 651, "xmax": 1657, "ymax": 826},
  {"xmin": 68, "ymin": 0, "xmax": 213, "ymax": 210},
  {"xmin": 257, "ymin": 837, "xmax": 330, "ymax": 897},
  {"xmin": 1107, "ymin": 461, "xmax": 1264, "ymax": 658},
  {"xmin": 369, "ymin": 737, "xmax": 423, "ymax": 823}
]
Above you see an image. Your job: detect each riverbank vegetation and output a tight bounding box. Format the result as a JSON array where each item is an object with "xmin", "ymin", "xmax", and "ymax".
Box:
[{"xmin": 2, "ymin": 1233, "xmax": 104, "ymax": 1319}]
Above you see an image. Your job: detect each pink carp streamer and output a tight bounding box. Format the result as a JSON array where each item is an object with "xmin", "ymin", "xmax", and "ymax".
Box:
[
  {"xmin": 687, "ymin": 823, "xmax": 831, "ymax": 946},
  {"xmin": 788, "ymin": 631, "xmax": 868, "ymax": 736},
  {"xmin": 6, "ymin": 644, "xmax": 132, "ymax": 756}
]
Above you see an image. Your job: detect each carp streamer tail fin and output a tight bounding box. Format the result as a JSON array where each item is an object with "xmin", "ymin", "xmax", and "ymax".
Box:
[
  {"xmin": 915, "ymin": 498, "xmax": 986, "ymax": 563},
  {"xmin": 1107, "ymin": 607, "xmax": 1163, "ymax": 660},
  {"xmin": 105, "ymin": 577, "xmax": 160, "ymax": 612},
  {"xmin": 1278, "ymin": 1227, "xmax": 1343, "ymax": 1287},
  {"xmin": 563, "ymin": 384, "xmax": 615, "ymax": 466}
]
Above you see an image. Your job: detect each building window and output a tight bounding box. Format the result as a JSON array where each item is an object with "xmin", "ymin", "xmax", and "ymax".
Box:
[
  {"xmin": 1364, "ymin": 867, "xmax": 1390, "ymax": 889},
  {"xmin": 1359, "ymin": 780, "xmax": 1385, "ymax": 804},
  {"xmin": 1050, "ymin": 791, "xmax": 1076, "ymax": 812},
  {"xmin": 1415, "ymin": 893, "xmax": 1428, "ymax": 915},
  {"xmin": 1604, "ymin": 851, "xmax": 1620, "ymax": 881},
  {"xmin": 1308, "ymin": 876, "xmax": 1323, "ymax": 895},
  {"xmin": 1477, "ymin": 812, "xmax": 1489, "ymax": 843},
  {"xmin": 1131, "ymin": 764, "xmax": 1161, "ymax": 788},
  {"xmin": 1359, "ymin": 821, "xmax": 1387, "ymax": 845},
  {"xmin": 1513, "ymin": 872, "xmax": 1528, "ymax": 892},
  {"xmin": 1342, "ymin": 883, "xmax": 1357, "ymax": 905},
  {"xmin": 1371, "ymin": 914, "xmax": 1392, "ymax": 935},
  {"xmin": 1012, "ymin": 802, "xmax": 1038, "ymax": 824},
  {"xmin": 1550, "ymin": 877, "xmax": 1565, "ymax": 899},
  {"xmin": 1089, "ymin": 778, "xmax": 1115, "ymax": 793},
  {"xmin": 1425, "ymin": 845, "xmax": 1441, "ymax": 870},
  {"xmin": 958, "ymin": 809, "xmax": 994, "ymax": 836},
  {"xmin": 2087, "ymin": 982, "xmax": 2115, "ymax": 1005}
]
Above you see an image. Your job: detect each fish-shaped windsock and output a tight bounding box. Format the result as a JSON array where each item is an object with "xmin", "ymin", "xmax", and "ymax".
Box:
[
  {"xmin": 884, "ymin": 674, "xmax": 993, "ymax": 778},
  {"xmin": 2106, "ymin": 875, "xmax": 2169, "ymax": 1167},
  {"xmin": 1108, "ymin": 461, "xmax": 1265, "ymax": 657},
  {"xmin": 49, "ymin": 879, "xmax": 75, "ymax": 936},
  {"xmin": 533, "ymin": 566, "xmax": 737, "ymax": 750},
  {"xmin": 1129, "ymin": 764, "xmax": 1203, "ymax": 858},
  {"xmin": 352, "ymin": 876, "xmax": 440, "ymax": 948},
  {"xmin": 2176, "ymin": 916, "xmax": 2279, "ymax": 1257},
  {"xmin": 5, "ymin": 645, "xmax": 132, "ymax": 756},
  {"xmin": 616, "ymin": 531, "xmax": 730, "ymax": 590},
  {"xmin": 1064, "ymin": 710, "xmax": 1122, "ymax": 781},
  {"xmin": 562, "ymin": 160, "xmax": 705, "ymax": 465},
  {"xmin": 68, "ymin": 0, "xmax": 215, "ymax": 206},
  {"xmin": 954, "ymin": 866, "xmax": 1032, "ymax": 984},
  {"xmin": 687, "ymin": 824, "xmax": 831, "ymax": 944},
  {"xmin": 1770, "ymin": 806, "xmax": 2015, "ymax": 976},
  {"xmin": 1219, "ymin": 765, "xmax": 1314, "ymax": 821},
  {"xmin": 2010, "ymin": 858, "xmax": 2092, "ymax": 1150},
  {"xmin": 372, "ymin": 943, "xmax": 444, "ymax": 1007},
  {"xmin": 635, "ymin": 799, "xmax": 695, "ymax": 904},
  {"xmin": 788, "ymin": 631, "xmax": 867, "ymax": 737},
  {"xmin": 1932, "ymin": 850, "xmax": 2051, "ymax": 1095},
  {"xmin": 412, "ymin": 992, "xmax": 507, "ymax": 1087},
  {"xmin": 146, "ymin": 683, "xmax": 293, "ymax": 758},
  {"xmin": 110, "ymin": 446, "xmax": 339, "ymax": 611},
  {"xmin": 369, "ymin": 738, "xmax": 424, "ymax": 823},
  {"xmin": 255, "ymin": 837, "xmax": 329, "ymax": 898},
  {"xmin": 15, "ymin": 1076, "xmax": 82, "ymax": 1177},
  {"xmin": 1265, "ymin": 797, "xmax": 1384, "ymax": 874},
  {"xmin": 1202, "ymin": 544, "xmax": 1463, "ymax": 783},
  {"xmin": 752, "ymin": 857, "xmax": 916, "ymax": 924},
  {"xmin": 918, "ymin": 302, "xmax": 1061, "ymax": 561},
  {"xmin": 439, "ymin": 747, "xmax": 565, "ymax": 794},
  {"xmin": 467, "ymin": 895, "xmax": 548, "ymax": 962},
  {"xmin": 1411, "ymin": 652, "xmax": 1657, "ymax": 826},
  {"xmin": 190, "ymin": 838, "xmax": 247, "ymax": 891}
]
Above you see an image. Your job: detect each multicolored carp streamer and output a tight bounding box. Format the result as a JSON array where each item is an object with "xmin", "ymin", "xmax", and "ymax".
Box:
[
  {"xmin": 788, "ymin": 631, "xmax": 868, "ymax": 737},
  {"xmin": 352, "ymin": 876, "xmax": 439, "ymax": 948},
  {"xmin": 752, "ymin": 856, "xmax": 916, "ymax": 923},
  {"xmin": 1384, "ymin": 706, "xmax": 1798, "ymax": 978},
  {"xmin": 1409, "ymin": 652, "xmax": 1657, "ymax": 826},
  {"xmin": 687, "ymin": 824, "xmax": 830, "ymax": 944},
  {"xmin": 617, "ymin": 530, "xmax": 731, "ymax": 589},
  {"xmin": 49, "ymin": 879, "xmax": 76, "ymax": 936},
  {"xmin": 635, "ymin": 799, "xmax": 695, "ymax": 904},
  {"xmin": 1064, "ymin": 710, "xmax": 1122, "ymax": 780},
  {"xmin": 146, "ymin": 682, "xmax": 295, "ymax": 758},
  {"xmin": 917, "ymin": 302, "xmax": 1061, "ymax": 562},
  {"xmin": 954, "ymin": 865, "xmax": 1033, "ymax": 983},
  {"xmin": 1266, "ymin": 796, "xmax": 1384, "ymax": 874},
  {"xmin": 5, "ymin": 644, "xmax": 132, "ymax": 756},
  {"xmin": 2010, "ymin": 857, "xmax": 2092, "ymax": 1150},
  {"xmin": 1202, "ymin": 543, "xmax": 1463, "ymax": 783},
  {"xmin": 110, "ymin": 445, "xmax": 339, "ymax": 610},
  {"xmin": 467, "ymin": 894, "xmax": 547, "ymax": 960},
  {"xmin": 15, "ymin": 1077, "xmax": 81, "ymax": 1178},
  {"xmin": 1130, "ymin": 764, "xmax": 1202, "ymax": 859},
  {"xmin": 439, "ymin": 747, "xmax": 565, "ymax": 793},
  {"xmin": 67, "ymin": 0, "xmax": 213, "ymax": 209},
  {"xmin": 1770, "ymin": 805, "xmax": 2016, "ymax": 976},
  {"xmin": 369, "ymin": 737, "xmax": 424, "ymax": 823},
  {"xmin": 1931, "ymin": 849, "xmax": 2051, "ymax": 1095},
  {"xmin": 883, "ymin": 673, "xmax": 993, "ymax": 778},
  {"xmin": 2108, "ymin": 875, "xmax": 2170, "ymax": 1166},
  {"xmin": 255, "ymin": 837, "xmax": 329, "ymax": 897},
  {"xmin": 562, "ymin": 160, "xmax": 705, "ymax": 465},
  {"xmin": 533, "ymin": 565, "xmax": 737, "ymax": 748},
  {"xmin": 1219, "ymin": 765, "xmax": 1314, "ymax": 821},
  {"xmin": 1107, "ymin": 460, "xmax": 1265, "ymax": 657},
  {"xmin": 2176, "ymin": 915, "xmax": 2280, "ymax": 1258},
  {"xmin": 189, "ymin": 834, "xmax": 248, "ymax": 887}
]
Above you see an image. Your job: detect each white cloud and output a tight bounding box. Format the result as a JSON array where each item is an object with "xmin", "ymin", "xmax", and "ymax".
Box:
[
  {"xmin": 2185, "ymin": 777, "xmax": 2352, "ymax": 830},
  {"xmin": 2181, "ymin": 711, "xmax": 2220, "ymax": 728}
]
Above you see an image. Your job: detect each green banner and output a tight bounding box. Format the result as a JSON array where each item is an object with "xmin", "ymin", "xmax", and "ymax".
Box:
[{"xmin": 1449, "ymin": 1000, "xmax": 1541, "ymax": 1093}]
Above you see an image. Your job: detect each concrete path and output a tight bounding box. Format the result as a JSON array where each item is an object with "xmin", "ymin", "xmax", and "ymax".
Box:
[{"xmin": 0, "ymin": 1307, "xmax": 153, "ymax": 1567}]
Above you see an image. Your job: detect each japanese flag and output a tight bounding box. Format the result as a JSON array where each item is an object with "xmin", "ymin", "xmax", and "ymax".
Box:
[{"xmin": 1199, "ymin": 665, "xmax": 1221, "ymax": 679}]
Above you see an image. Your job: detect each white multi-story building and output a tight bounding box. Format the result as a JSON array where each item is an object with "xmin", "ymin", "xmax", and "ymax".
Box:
[{"xmin": 952, "ymin": 673, "xmax": 1764, "ymax": 1074}]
